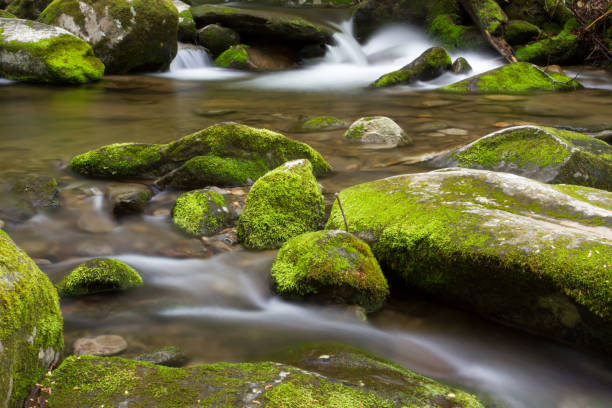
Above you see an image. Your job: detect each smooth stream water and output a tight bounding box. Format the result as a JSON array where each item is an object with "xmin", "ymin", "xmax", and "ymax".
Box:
[{"xmin": 2, "ymin": 11, "xmax": 612, "ymax": 408}]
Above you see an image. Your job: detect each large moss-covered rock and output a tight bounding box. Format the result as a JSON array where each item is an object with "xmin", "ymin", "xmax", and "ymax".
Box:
[
  {"xmin": 39, "ymin": 347, "xmax": 484, "ymax": 408},
  {"xmin": 173, "ymin": 0, "xmax": 196, "ymax": 43},
  {"xmin": 191, "ymin": 5, "xmax": 332, "ymax": 47},
  {"xmin": 271, "ymin": 230, "xmax": 389, "ymax": 312},
  {"xmin": 0, "ymin": 174, "xmax": 59, "ymax": 222},
  {"xmin": 504, "ymin": 19, "xmax": 541, "ymax": 45},
  {"xmin": 431, "ymin": 126, "xmax": 612, "ymax": 191},
  {"xmin": 237, "ymin": 159, "xmax": 325, "ymax": 250},
  {"xmin": 0, "ymin": 18, "xmax": 104, "ymax": 84},
  {"xmin": 39, "ymin": 0, "xmax": 178, "ymax": 74},
  {"xmin": 0, "ymin": 230, "xmax": 63, "ymax": 408},
  {"xmin": 326, "ymin": 168, "xmax": 612, "ymax": 352},
  {"xmin": 69, "ymin": 123, "xmax": 332, "ymax": 183},
  {"xmin": 172, "ymin": 189, "xmax": 234, "ymax": 236},
  {"xmin": 441, "ymin": 62, "xmax": 582, "ymax": 93},
  {"xmin": 515, "ymin": 19, "xmax": 584, "ymax": 65},
  {"xmin": 197, "ymin": 23, "xmax": 239, "ymax": 56},
  {"xmin": 371, "ymin": 47, "xmax": 452, "ymax": 88},
  {"xmin": 56, "ymin": 258, "xmax": 143, "ymax": 297}
]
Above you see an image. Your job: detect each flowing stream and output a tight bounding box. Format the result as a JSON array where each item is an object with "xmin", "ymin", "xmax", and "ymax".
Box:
[{"xmin": 2, "ymin": 11, "xmax": 612, "ymax": 408}]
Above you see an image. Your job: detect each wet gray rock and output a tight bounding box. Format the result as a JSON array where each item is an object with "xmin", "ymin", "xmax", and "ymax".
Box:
[
  {"xmin": 344, "ymin": 116, "xmax": 411, "ymax": 148},
  {"xmin": 451, "ymin": 57, "xmax": 472, "ymax": 74},
  {"xmin": 107, "ymin": 183, "xmax": 152, "ymax": 216},
  {"xmin": 74, "ymin": 335, "xmax": 128, "ymax": 356}
]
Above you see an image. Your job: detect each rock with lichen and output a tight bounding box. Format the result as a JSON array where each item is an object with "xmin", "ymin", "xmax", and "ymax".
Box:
[
  {"xmin": 344, "ymin": 116, "xmax": 411, "ymax": 148},
  {"xmin": 172, "ymin": 189, "xmax": 235, "ymax": 236},
  {"xmin": 38, "ymin": 344, "xmax": 484, "ymax": 408},
  {"xmin": 441, "ymin": 62, "xmax": 582, "ymax": 93},
  {"xmin": 0, "ymin": 229, "xmax": 63, "ymax": 408},
  {"xmin": 56, "ymin": 258, "xmax": 143, "ymax": 297},
  {"xmin": 39, "ymin": 0, "xmax": 178, "ymax": 74},
  {"xmin": 0, "ymin": 18, "xmax": 104, "ymax": 84},
  {"xmin": 271, "ymin": 230, "xmax": 389, "ymax": 312},
  {"xmin": 431, "ymin": 125, "xmax": 612, "ymax": 191},
  {"xmin": 326, "ymin": 168, "xmax": 612, "ymax": 353},
  {"xmin": 237, "ymin": 159, "xmax": 325, "ymax": 250},
  {"xmin": 371, "ymin": 47, "xmax": 452, "ymax": 88}
]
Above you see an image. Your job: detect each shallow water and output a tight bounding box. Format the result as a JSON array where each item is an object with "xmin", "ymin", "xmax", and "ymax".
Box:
[{"xmin": 2, "ymin": 13, "xmax": 612, "ymax": 408}]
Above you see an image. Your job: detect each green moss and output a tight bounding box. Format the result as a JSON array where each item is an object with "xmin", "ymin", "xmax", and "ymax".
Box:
[
  {"xmin": 292, "ymin": 116, "xmax": 347, "ymax": 132},
  {"xmin": 56, "ymin": 258, "xmax": 143, "ymax": 297},
  {"xmin": 553, "ymin": 184, "xmax": 612, "ymax": 211},
  {"xmin": 69, "ymin": 143, "xmax": 167, "ymax": 179},
  {"xmin": 428, "ymin": 14, "xmax": 482, "ymax": 49},
  {"xmin": 0, "ymin": 9, "xmax": 18, "ymax": 18},
  {"xmin": 325, "ymin": 170, "xmax": 612, "ymax": 349},
  {"xmin": 0, "ymin": 23, "xmax": 104, "ymax": 84},
  {"xmin": 473, "ymin": 0, "xmax": 507, "ymax": 34},
  {"xmin": 442, "ymin": 62, "xmax": 581, "ymax": 93},
  {"xmin": 504, "ymin": 19, "xmax": 541, "ymax": 45},
  {"xmin": 371, "ymin": 46, "xmax": 452, "ymax": 88},
  {"xmin": 515, "ymin": 18, "xmax": 583, "ymax": 65},
  {"xmin": 214, "ymin": 44, "xmax": 249, "ymax": 68},
  {"xmin": 1, "ymin": 230, "xmax": 63, "ymax": 407},
  {"xmin": 271, "ymin": 230, "xmax": 389, "ymax": 312},
  {"xmin": 237, "ymin": 159, "xmax": 325, "ymax": 250},
  {"xmin": 172, "ymin": 189, "xmax": 229, "ymax": 236}
]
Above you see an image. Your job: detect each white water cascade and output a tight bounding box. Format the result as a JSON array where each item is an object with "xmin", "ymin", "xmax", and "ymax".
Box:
[{"xmin": 160, "ymin": 20, "xmax": 503, "ymax": 91}]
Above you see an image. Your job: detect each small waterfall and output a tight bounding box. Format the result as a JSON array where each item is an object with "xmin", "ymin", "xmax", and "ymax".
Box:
[
  {"xmin": 170, "ymin": 43, "xmax": 212, "ymax": 71},
  {"xmin": 325, "ymin": 20, "xmax": 368, "ymax": 66}
]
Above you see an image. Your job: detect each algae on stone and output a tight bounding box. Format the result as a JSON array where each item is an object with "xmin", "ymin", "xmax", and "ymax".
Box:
[
  {"xmin": 172, "ymin": 189, "xmax": 233, "ymax": 236},
  {"xmin": 56, "ymin": 258, "xmax": 143, "ymax": 297},
  {"xmin": 237, "ymin": 159, "xmax": 325, "ymax": 250},
  {"xmin": 326, "ymin": 168, "xmax": 612, "ymax": 352},
  {"xmin": 0, "ymin": 229, "xmax": 63, "ymax": 408},
  {"xmin": 271, "ymin": 230, "xmax": 389, "ymax": 312},
  {"xmin": 432, "ymin": 125, "xmax": 612, "ymax": 191}
]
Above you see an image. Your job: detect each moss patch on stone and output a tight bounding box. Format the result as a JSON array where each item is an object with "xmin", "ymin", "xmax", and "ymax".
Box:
[
  {"xmin": 237, "ymin": 159, "xmax": 325, "ymax": 250},
  {"xmin": 0, "ymin": 229, "xmax": 63, "ymax": 407},
  {"xmin": 172, "ymin": 189, "xmax": 230, "ymax": 236},
  {"xmin": 291, "ymin": 116, "xmax": 347, "ymax": 133},
  {"xmin": 56, "ymin": 258, "xmax": 143, "ymax": 297},
  {"xmin": 214, "ymin": 44, "xmax": 249, "ymax": 68},
  {"xmin": 271, "ymin": 230, "xmax": 389, "ymax": 312},
  {"xmin": 428, "ymin": 14, "xmax": 482, "ymax": 50},
  {"xmin": 441, "ymin": 62, "xmax": 582, "ymax": 93},
  {"xmin": 515, "ymin": 19, "xmax": 583, "ymax": 65}
]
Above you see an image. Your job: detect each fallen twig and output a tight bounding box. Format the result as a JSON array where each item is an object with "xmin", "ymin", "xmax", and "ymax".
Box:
[{"xmin": 334, "ymin": 193, "xmax": 349, "ymax": 233}]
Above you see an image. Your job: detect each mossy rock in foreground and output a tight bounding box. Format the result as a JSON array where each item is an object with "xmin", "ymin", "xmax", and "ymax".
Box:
[
  {"xmin": 172, "ymin": 189, "xmax": 234, "ymax": 236},
  {"xmin": 271, "ymin": 230, "xmax": 389, "ymax": 312},
  {"xmin": 237, "ymin": 159, "xmax": 325, "ymax": 249},
  {"xmin": 441, "ymin": 62, "xmax": 582, "ymax": 93},
  {"xmin": 431, "ymin": 125, "xmax": 612, "ymax": 191},
  {"xmin": 0, "ymin": 19, "xmax": 104, "ymax": 84},
  {"xmin": 56, "ymin": 258, "xmax": 143, "ymax": 297},
  {"xmin": 0, "ymin": 230, "xmax": 63, "ymax": 408},
  {"xmin": 39, "ymin": 344, "xmax": 484, "ymax": 408},
  {"xmin": 326, "ymin": 168, "xmax": 612, "ymax": 353},
  {"xmin": 371, "ymin": 46, "xmax": 452, "ymax": 88},
  {"xmin": 69, "ymin": 123, "xmax": 331, "ymax": 184}
]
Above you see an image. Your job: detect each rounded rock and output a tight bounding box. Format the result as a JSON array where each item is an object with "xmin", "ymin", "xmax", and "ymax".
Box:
[
  {"xmin": 74, "ymin": 334, "xmax": 128, "ymax": 356},
  {"xmin": 197, "ymin": 24, "xmax": 240, "ymax": 56},
  {"xmin": 56, "ymin": 258, "xmax": 143, "ymax": 297},
  {"xmin": 172, "ymin": 189, "xmax": 234, "ymax": 237},
  {"xmin": 344, "ymin": 116, "xmax": 411, "ymax": 147}
]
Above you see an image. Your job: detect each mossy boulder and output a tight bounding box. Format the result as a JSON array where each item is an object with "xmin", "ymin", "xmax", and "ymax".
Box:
[
  {"xmin": 173, "ymin": 0, "xmax": 196, "ymax": 43},
  {"xmin": 39, "ymin": 0, "xmax": 178, "ymax": 74},
  {"xmin": 431, "ymin": 125, "xmax": 612, "ymax": 191},
  {"xmin": 0, "ymin": 174, "xmax": 59, "ymax": 222},
  {"xmin": 197, "ymin": 23, "xmax": 239, "ymax": 56},
  {"xmin": 344, "ymin": 116, "xmax": 411, "ymax": 147},
  {"xmin": 0, "ymin": 18, "xmax": 104, "ymax": 84},
  {"xmin": 0, "ymin": 230, "xmax": 63, "ymax": 408},
  {"xmin": 515, "ymin": 19, "xmax": 584, "ymax": 65},
  {"xmin": 39, "ymin": 349, "xmax": 484, "ymax": 408},
  {"xmin": 428, "ymin": 14, "xmax": 484, "ymax": 50},
  {"xmin": 156, "ymin": 155, "xmax": 268, "ymax": 189},
  {"xmin": 462, "ymin": 0, "xmax": 508, "ymax": 35},
  {"xmin": 172, "ymin": 189, "xmax": 234, "ymax": 236},
  {"xmin": 451, "ymin": 57, "xmax": 472, "ymax": 74},
  {"xmin": 441, "ymin": 62, "xmax": 582, "ymax": 93},
  {"xmin": 504, "ymin": 19, "xmax": 541, "ymax": 45},
  {"xmin": 214, "ymin": 44, "xmax": 252, "ymax": 69},
  {"xmin": 56, "ymin": 258, "xmax": 143, "ymax": 297},
  {"xmin": 371, "ymin": 47, "xmax": 452, "ymax": 88},
  {"xmin": 0, "ymin": 9, "xmax": 18, "ymax": 18},
  {"xmin": 271, "ymin": 230, "xmax": 390, "ymax": 312},
  {"xmin": 69, "ymin": 123, "xmax": 332, "ymax": 184},
  {"xmin": 191, "ymin": 5, "xmax": 332, "ymax": 47},
  {"xmin": 326, "ymin": 168, "xmax": 612, "ymax": 353},
  {"xmin": 237, "ymin": 159, "xmax": 325, "ymax": 250},
  {"xmin": 290, "ymin": 116, "xmax": 347, "ymax": 133}
]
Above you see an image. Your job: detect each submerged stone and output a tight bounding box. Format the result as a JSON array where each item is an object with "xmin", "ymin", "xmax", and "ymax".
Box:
[
  {"xmin": 371, "ymin": 47, "xmax": 452, "ymax": 88},
  {"xmin": 290, "ymin": 116, "xmax": 347, "ymax": 133},
  {"xmin": 441, "ymin": 62, "xmax": 582, "ymax": 93},
  {"xmin": 0, "ymin": 18, "xmax": 104, "ymax": 84},
  {"xmin": 326, "ymin": 168, "xmax": 612, "ymax": 353},
  {"xmin": 0, "ymin": 229, "xmax": 63, "ymax": 407},
  {"xmin": 0, "ymin": 174, "xmax": 59, "ymax": 222},
  {"xmin": 431, "ymin": 125, "xmax": 612, "ymax": 191},
  {"xmin": 172, "ymin": 189, "xmax": 234, "ymax": 236},
  {"xmin": 39, "ymin": 346, "xmax": 484, "ymax": 407},
  {"xmin": 56, "ymin": 258, "xmax": 143, "ymax": 297},
  {"xmin": 344, "ymin": 116, "xmax": 411, "ymax": 147},
  {"xmin": 271, "ymin": 230, "xmax": 389, "ymax": 312},
  {"xmin": 107, "ymin": 183, "xmax": 152, "ymax": 216},
  {"xmin": 39, "ymin": 0, "xmax": 178, "ymax": 74},
  {"xmin": 237, "ymin": 159, "xmax": 325, "ymax": 250}
]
